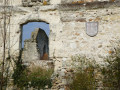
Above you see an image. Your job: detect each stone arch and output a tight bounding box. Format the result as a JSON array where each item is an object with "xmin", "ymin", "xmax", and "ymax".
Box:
[
  {"xmin": 19, "ymin": 18, "xmax": 50, "ymax": 61},
  {"xmin": 19, "ymin": 17, "xmax": 50, "ymax": 48}
]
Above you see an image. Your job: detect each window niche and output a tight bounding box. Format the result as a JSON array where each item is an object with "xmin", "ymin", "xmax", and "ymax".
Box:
[{"xmin": 21, "ymin": 22, "xmax": 50, "ymax": 62}]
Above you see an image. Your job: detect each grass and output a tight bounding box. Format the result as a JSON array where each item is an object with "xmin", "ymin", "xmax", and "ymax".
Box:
[
  {"xmin": 68, "ymin": 49, "xmax": 120, "ymax": 90},
  {"xmin": 67, "ymin": 56, "xmax": 98, "ymax": 90},
  {"xmin": 12, "ymin": 61, "xmax": 53, "ymax": 89},
  {"xmin": 101, "ymin": 52, "xmax": 120, "ymax": 89}
]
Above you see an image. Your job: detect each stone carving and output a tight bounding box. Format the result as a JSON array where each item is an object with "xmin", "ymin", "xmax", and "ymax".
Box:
[{"xmin": 86, "ymin": 22, "xmax": 98, "ymax": 37}]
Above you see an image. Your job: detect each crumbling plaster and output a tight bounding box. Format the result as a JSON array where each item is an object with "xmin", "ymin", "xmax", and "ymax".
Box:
[
  {"xmin": 0, "ymin": 0, "xmax": 120, "ymax": 71},
  {"xmin": 8, "ymin": 7, "xmax": 61, "ymax": 57}
]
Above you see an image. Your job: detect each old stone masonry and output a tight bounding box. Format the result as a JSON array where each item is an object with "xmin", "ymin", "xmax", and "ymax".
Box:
[{"xmin": 0, "ymin": 0, "xmax": 120, "ymax": 89}]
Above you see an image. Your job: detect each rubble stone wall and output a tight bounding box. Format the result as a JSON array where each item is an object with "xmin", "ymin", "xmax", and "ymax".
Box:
[
  {"xmin": 0, "ymin": 0, "xmax": 120, "ymax": 89},
  {"xmin": 0, "ymin": 0, "xmax": 119, "ymax": 70}
]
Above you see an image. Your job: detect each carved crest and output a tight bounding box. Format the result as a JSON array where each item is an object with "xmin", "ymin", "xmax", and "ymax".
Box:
[{"xmin": 86, "ymin": 22, "xmax": 98, "ymax": 37}]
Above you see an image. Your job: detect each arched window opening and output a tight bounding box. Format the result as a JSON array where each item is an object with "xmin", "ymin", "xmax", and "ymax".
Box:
[{"xmin": 21, "ymin": 22, "xmax": 50, "ymax": 61}]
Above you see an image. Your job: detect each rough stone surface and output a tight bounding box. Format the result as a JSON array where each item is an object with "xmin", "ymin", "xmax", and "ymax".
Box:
[
  {"xmin": 0, "ymin": 0, "xmax": 120, "ymax": 89},
  {"xmin": 23, "ymin": 60, "xmax": 54, "ymax": 69}
]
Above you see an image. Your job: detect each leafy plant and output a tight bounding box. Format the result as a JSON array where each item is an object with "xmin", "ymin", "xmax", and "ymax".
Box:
[
  {"xmin": 67, "ymin": 55, "xmax": 99, "ymax": 90},
  {"xmin": 0, "ymin": 71, "xmax": 7, "ymax": 88},
  {"xmin": 12, "ymin": 61, "xmax": 28, "ymax": 89},
  {"xmin": 28, "ymin": 67, "xmax": 53, "ymax": 89},
  {"xmin": 12, "ymin": 61, "xmax": 53, "ymax": 89},
  {"xmin": 101, "ymin": 48, "xmax": 120, "ymax": 89}
]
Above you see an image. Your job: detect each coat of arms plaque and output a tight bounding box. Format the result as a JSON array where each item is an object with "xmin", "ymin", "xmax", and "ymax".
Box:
[{"xmin": 86, "ymin": 22, "xmax": 98, "ymax": 37}]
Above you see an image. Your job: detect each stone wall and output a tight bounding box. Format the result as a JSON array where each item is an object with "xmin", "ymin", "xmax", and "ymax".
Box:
[
  {"xmin": 0, "ymin": 0, "xmax": 120, "ymax": 89},
  {"xmin": 22, "ymin": 0, "xmax": 50, "ymax": 6},
  {"xmin": 0, "ymin": 0, "xmax": 119, "ymax": 71},
  {"xmin": 61, "ymin": 0, "xmax": 111, "ymax": 4}
]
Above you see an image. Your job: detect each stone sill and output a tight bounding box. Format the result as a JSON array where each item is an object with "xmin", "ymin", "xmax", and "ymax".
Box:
[{"xmin": 23, "ymin": 60, "xmax": 54, "ymax": 69}]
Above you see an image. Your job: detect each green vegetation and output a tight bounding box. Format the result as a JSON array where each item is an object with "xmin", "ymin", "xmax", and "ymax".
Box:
[
  {"xmin": 68, "ymin": 69, "xmax": 97, "ymax": 90},
  {"xmin": 67, "ymin": 56, "xmax": 98, "ymax": 90},
  {"xmin": 2, "ymin": 49, "xmax": 120, "ymax": 90},
  {"xmin": 0, "ymin": 71, "xmax": 7, "ymax": 88},
  {"xmin": 101, "ymin": 49, "xmax": 120, "ymax": 89},
  {"xmin": 12, "ymin": 61, "xmax": 28, "ymax": 89},
  {"xmin": 67, "ymin": 51, "xmax": 120, "ymax": 90},
  {"xmin": 12, "ymin": 61, "xmax": 53, "ymax": 89}
]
